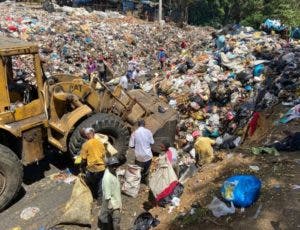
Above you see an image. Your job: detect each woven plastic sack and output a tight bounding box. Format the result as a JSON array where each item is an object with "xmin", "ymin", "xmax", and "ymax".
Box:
[
  {"xmin": 149, "ymin": 156, "xmax": 178, "ymax": 199},
  {"xmin": 55, "ymin": 176, "xmax": 93, "ymax": 225},
  {"xmin": 221, "ymin": 175, "xmax": 261, "ymax": 207},
  {"xmin": 122, "ymin": 165, "xmax": 142, "ymax": 198}
]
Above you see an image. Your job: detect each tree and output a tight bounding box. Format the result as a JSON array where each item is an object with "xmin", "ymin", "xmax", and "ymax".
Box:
[
  {"xmin": 264, "ymin": 0, "xmax": 300, "ymax": 26},
  {"xmin": 185, "ymin": 0, "xmax": 299, "ymax": 29}
]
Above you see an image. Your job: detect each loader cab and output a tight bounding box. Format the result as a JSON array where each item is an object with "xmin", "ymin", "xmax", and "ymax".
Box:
[{"xmin": 0, "ymin": 37, "xmax": 45, "ymax": 122}]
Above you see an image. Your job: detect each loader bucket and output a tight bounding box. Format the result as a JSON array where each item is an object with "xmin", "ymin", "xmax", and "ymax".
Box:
[
  {"xmin": 127, "ymin": 90, "xmax": 178, "ymax": 152},
  {"xmin": 150, "ymin": 117, "xmax": 178, "ymax": 154},
  {"xmin": 101, "ymin": 85, "xmax": 178, "ymax": 152}
]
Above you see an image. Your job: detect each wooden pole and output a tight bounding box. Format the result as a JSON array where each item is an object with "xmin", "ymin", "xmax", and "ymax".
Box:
[{"xmin": 159, "ymin": 0, "xmax": 163, "ymax": 26}]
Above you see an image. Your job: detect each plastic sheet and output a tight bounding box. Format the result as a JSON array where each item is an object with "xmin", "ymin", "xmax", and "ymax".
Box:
[{"xmin": 207, "ymin": 197, "xmax": 235, "ymax": 218}]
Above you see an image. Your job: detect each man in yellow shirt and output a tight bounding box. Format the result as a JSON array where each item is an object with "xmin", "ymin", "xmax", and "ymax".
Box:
[
  {"xmin": 80, "ymin": 127, "xmax": 106, "ymax": 203},
  {"xmin": 193, "ymin": 132, "xmax": 216, "ymax": 166}
]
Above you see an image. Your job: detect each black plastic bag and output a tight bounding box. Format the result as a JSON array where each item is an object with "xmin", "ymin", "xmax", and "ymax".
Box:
[
  {"xmin": 133, "ymin": 212, "xmax": 160, "ymax": 230},
  {"xmin": 267, "ymin": 132, "xmax": 300, "ymax": 151}
]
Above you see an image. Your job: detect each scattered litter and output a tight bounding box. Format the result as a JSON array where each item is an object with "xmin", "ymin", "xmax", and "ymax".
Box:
[
  {"xmin": 190, "ymin": 208, "xmax": 196, "ymax": 215},
  {"xmin": 253, "ymin": 204, "xmax": 262, "ymax": 219},
  {"xmin": 63, "ymin": 175, "xmax": 77, "ymax": 184},
  {"xmin": 207, "ymin": 196, "xmax": 235, "ymax": 218},
  {"xmin": 273, "ymin": 184, "xmax": 281, "ymax": 192},
  {"xmin": 249, "ymin": 165, "xmax": 260, "ymax": 171},
  {"xmin": 291, "ymin": 184, "xmax": 300, "ymax": 190},
  {"xmin": 0, "ymin": 3, "xmax": 299, "ymax": 226},
  {"xmin": 20, "ymin": 207, "xmax": 40, "ymax": 220},
  {"xmin": 279, "ymin": 104, "xmax": 300, "ymax": 124},
  {"xmin": 251, "ymin": 147, "xmax": 280, "ymax": 156},
  {"xmin": 171, "ymin": 197, "xmax": 181, "ymax": 207},
  {"xmin": 49, "ymin": 171, "xmax": 77, "ymax": 184}
]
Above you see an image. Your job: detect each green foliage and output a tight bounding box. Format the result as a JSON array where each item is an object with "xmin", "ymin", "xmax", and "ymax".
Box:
[
  {"xmin": 263, "ymin": 0, "xmax": 300, "ymax": 27},
  {"xmin": 185, "ymin": 0, "xmax": 300, "ymax": 28}
]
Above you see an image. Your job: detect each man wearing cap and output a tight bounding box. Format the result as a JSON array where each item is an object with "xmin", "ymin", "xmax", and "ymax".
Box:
[
  {"xmin": 80, "ymin": 127, "xmax": 106, "ymax": 203},
  {"xmin": 193, "ymin": 131, "xmax": 216, "ymax": 166},
  {"xmin": 129, "ymin": 119, "xmax": 154, "ymax": 183},
  {"xmin": 99, "ymin": 157, "xmax": 122, "ymax": 230}
]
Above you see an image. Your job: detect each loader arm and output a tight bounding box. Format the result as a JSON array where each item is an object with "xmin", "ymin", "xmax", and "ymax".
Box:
[{"xmin": 45, "ymin": 76, "xmax": 178, "ymax": 153}]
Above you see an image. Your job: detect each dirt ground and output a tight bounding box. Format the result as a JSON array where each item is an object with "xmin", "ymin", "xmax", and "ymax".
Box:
[{"xmin": 152, "ymin": 151, "xmax": 300, "ymax": 230}]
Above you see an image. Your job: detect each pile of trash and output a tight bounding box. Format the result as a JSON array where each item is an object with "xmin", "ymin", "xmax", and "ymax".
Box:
[
  {"xmin": 0, "ymin": 3, "xmax": 299, "ymax": 150},
  {"xmin": 0, "ymin": 1, "xmax": 211, "ymax": 78},
  {"xmin": 154, "ymin": 25, "xmax": 300, "ymax": 156}
]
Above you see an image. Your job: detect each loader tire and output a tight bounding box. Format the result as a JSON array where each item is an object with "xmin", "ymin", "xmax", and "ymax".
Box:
[
  {"xmin": 69, "ymin": 113, "xmax": 130, "ymax": 156},
  {"xmin": 0, "ymin": 144, "xmax": 23, "ymax": 212}
]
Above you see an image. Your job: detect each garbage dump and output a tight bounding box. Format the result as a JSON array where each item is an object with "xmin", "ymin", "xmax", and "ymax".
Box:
[
  {"xmin": 1, "ymin": 3, "xmax": 298, "ymax": 152},
  {"xmin": 0, "ymin": 1, "xmax": 211, "ymax": 79},
  {"xmin": 0, "ymin": 1, "xmax": 300, "ymax": 229}
]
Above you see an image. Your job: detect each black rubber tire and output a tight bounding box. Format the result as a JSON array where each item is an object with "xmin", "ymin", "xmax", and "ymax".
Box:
[
  {"xmin": 69, "ymin": 113, "xmax": 130, "ymax": 156},
  {"xmin": 0, "ymin": 144, "xmax": 23, "ymax": 212}
]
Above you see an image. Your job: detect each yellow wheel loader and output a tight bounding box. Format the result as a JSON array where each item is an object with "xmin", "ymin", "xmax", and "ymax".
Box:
[{"xmin": 0, "ymin": 37, "xmax": 177, "ymax": 211}]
